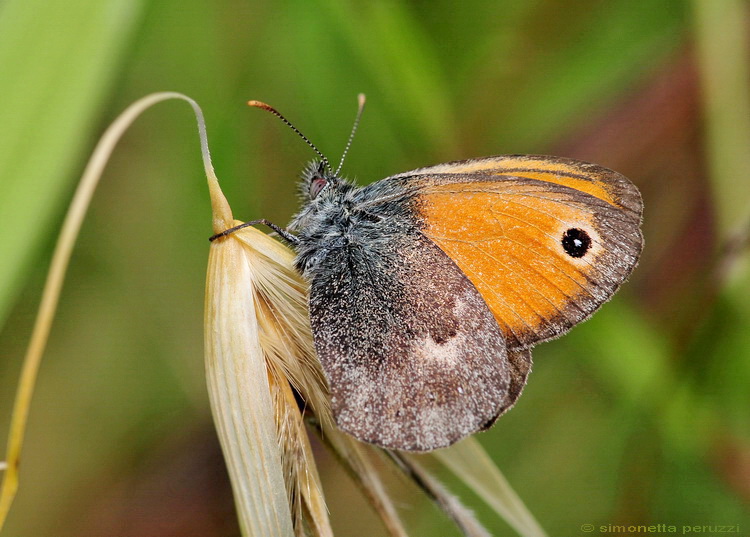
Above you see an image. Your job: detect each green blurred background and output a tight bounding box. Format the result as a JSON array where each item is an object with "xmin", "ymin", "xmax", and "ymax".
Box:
[{"xmin": 1, "ymin": 0, "xmax": 749, "ymax": 535}]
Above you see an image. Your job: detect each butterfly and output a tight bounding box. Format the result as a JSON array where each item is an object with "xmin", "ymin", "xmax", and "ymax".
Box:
[{"xmin": 213, "ymin": 96, "xmax": 643, "ymax": 452}]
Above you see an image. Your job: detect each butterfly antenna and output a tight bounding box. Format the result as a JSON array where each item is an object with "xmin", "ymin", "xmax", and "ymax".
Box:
[
  {"xmin": 335, "ymin": 93, "xmax": 366, "ymax": 176},
  {"xmin": 248, "ymin": 100, "xmax": 332, "ymax": 173}
]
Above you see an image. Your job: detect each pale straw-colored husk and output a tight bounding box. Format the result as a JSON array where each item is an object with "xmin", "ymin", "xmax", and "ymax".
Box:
[{"xmin": 205, "ymin": 156, "xmax": 334, "ymax": 535}]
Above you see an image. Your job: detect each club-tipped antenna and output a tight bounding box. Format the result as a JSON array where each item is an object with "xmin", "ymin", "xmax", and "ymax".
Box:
[
  {"xmin": 248, "ymin": 100, "xmax": 332, "ymax": 173},
  {"xmin": 335, "ymin": 93, "xmax": 366, "ymax": 176}
]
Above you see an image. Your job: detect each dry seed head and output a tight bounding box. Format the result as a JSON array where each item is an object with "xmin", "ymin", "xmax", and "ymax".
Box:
[{"xmin": 205, "ymin": 218, "xmax": 332, "ymax": 536}]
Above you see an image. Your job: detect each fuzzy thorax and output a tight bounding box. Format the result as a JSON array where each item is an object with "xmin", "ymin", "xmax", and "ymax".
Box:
[{"xmin": 290, "ymin": 160, "xmax": 413, "ymax": 280}]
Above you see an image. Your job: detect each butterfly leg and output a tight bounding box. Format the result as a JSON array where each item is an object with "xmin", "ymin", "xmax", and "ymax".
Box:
[{"xmin": 208, "ymin": 219, "xmax": 300, "ymax": 246}]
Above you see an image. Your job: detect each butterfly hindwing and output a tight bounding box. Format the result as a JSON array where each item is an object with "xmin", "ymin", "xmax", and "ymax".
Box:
[{"xmin": 308, "ymin": 227, "xmax": 509, "ymax": 451}]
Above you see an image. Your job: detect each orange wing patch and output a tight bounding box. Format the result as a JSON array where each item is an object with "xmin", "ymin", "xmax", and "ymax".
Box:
[
  {"xmin": 405, "ymin": 155, "xmax": 630, "ymax": 210},
  {"xmin": 417, "ymin": 179, "xmax": 628, "ymax": 348}
]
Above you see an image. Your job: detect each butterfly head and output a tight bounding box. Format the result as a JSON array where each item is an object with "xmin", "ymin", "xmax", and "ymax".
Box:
[{"xmin": 299, "ymin": 159, "xmax": 340, "ymax": 202}]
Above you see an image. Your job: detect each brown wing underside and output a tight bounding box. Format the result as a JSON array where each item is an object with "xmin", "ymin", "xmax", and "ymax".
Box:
[{"xmin": 308, "ymin": 231, "xmax": 511, "ymax": 451}]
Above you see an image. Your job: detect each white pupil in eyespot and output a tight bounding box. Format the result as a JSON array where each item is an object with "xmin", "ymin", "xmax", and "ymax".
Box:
[{"xmin": 310, "ymin": 177, "xmax": 327, "ymax": 198}]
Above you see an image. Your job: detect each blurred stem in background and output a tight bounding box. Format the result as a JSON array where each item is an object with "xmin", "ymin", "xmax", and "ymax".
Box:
[{"xmin": 692, "ymin": 0, "xmax": 750, "ymax": 241}]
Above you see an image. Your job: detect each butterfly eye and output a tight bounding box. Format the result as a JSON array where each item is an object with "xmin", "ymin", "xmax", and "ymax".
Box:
[
  {"xmin": 309, "ymin": 176, "xmax": 328, "ymax": 199},
  {"xmin": 561, "ymin": 228, "xmax": 592, "ymax": 258}
]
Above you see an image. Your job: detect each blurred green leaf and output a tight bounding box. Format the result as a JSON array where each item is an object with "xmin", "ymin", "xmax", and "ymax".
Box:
[
  {"xmin": 0, "ymin": 0, "xmax": 144, "ymax": 327},
  {"xmin": 565, "ymin": 300, "xmax": 671, "ymax": 406},
  {"xmin": 489, "ymin": 0, "xmax": 687, "ymax": 150},
  {"xmin": 286, "ymin": 0, "xmax": 456, "ymax": 157}
]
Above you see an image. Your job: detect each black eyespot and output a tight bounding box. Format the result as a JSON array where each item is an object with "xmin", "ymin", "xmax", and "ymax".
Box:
[
  {"xmin": 561, "ymin": 228, "xmax": 591, "ymax": 258},
  {"xmin": 309, "ymin": 176, "xmax": 327, "ymax": 199}
]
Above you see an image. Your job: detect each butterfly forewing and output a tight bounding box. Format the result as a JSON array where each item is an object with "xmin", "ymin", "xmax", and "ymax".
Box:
[{"xmin": 373, "ymin": 155, "xmax": 644, "ymax": 349}]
